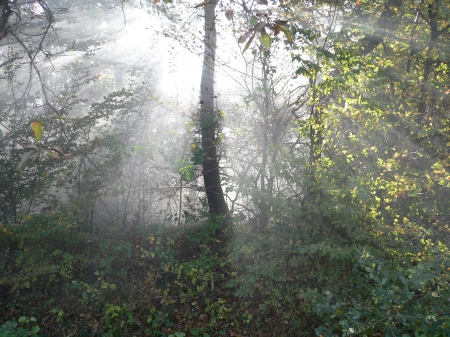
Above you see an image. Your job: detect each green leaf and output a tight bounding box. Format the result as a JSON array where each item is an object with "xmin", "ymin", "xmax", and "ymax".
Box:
[
  {"xmin": 260, "ymin": 28, "xmax": 271, "ymax": 49},
  {"xmin": 399, "ymin": 275, "xmax": 409, "ymax": 284},
  {"xmin": 369, "ymin": 273, "xmax": 379, "ymax": 282},
  {"xmin": 316, "ymin": 47, "xmax": 334, "ymax": 59},
  {"xmin": 249, "ymin": 16, "xmax": 258, "ymax": 27},
  {"xmin": 17, "ymin": 151, "xmax": 35, "ymax": 170},
  {"xmin": 17, "ymin": 327, "xmax": 30, "ymax": 337},
  {"xmin": 31, "ymin": 121, "xmax": 44, "ymax": 142}
]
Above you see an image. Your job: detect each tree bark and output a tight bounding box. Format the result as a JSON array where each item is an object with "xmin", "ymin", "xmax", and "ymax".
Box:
[{"xmin": 199, "ymin": 0, "xmax": 229, "ymax": 218}]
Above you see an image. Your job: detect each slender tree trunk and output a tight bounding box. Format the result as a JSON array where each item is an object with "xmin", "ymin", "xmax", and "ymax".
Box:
[{"xmin": 199, "ymin": 0, "xmax": 229, "ymax": 218}]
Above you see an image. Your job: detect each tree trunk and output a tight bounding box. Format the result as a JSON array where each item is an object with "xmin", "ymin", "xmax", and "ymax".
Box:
[{"xmin": 199, "ymin": 0, "xmax": 229, "ymax": 219}]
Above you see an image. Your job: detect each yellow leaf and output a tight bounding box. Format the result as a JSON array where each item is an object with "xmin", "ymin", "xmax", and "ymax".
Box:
[
  {"xmin": 32, "ymin": 120, "xmax": 44, "ymax": 141},
  {"xmin": 278, "ymin": 25, "xmax": 293, "ymax": 44},
  {"xmin": 432, "ymin": 291, "xmax": 439, "ymax": 298}
]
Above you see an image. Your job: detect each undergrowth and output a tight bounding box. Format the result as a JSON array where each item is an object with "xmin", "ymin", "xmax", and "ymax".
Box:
[{"xmin": 1, "ymin": 206, "xmax": 450, "ymax": 336}]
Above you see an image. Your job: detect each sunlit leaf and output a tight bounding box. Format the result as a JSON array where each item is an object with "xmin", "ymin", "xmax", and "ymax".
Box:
[
  {"xmin": 278, "ymin": 25, "xmax": 293, "ymax": 44},
  {"xmin": 243, "ymin": 32, "xmax": 256, "ymax": 53},
  {"xmin": 16, "ymin": 150, "xmax": 34, "ymax": 170},
  {"xmin": 20, "ymin": 143, "xmax": 39, "ymax": 150},
  {"xmin": 225, "ymin": 9, "xmax": 233, "ymax": 20},
  {"xmin": 260, "ymin": 28, "xmax": 271, "ymax": 49},
  {"xmin": 31, "ymin": 120, "xmax": 44, "ymax": 141}
]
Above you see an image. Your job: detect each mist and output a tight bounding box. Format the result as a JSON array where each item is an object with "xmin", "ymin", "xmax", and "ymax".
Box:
[{"xmin": 1, "ymin": 0, "xmax": 450, "ymax": 335}]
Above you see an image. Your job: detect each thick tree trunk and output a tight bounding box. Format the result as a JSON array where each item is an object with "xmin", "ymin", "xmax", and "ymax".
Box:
[{"xmin": 199, "ymin": 0, "xmax": 229, "ymax": 218}]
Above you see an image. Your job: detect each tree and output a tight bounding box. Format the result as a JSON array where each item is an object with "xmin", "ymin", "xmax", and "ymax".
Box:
[{"xmin": 198, "ymin": 0, "xmax": 230, "ymax": 225}]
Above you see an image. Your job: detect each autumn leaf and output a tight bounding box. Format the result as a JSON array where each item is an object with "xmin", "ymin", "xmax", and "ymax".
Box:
[
  {"xmin": 20, "ymin": 143, "xmax": 39, "ymax": 151},
  {"xmin": 31, "ymin": 151, "xmax": 41, "ymax": 162},
  {"xmin": 274, "ymin": 26, "xmax": 280, "ymax": 35},
  {"xmin": 42, "ymin": 149, "xmax": 59, "ymax": 159},
  {"xmin": 274, "ymin": 20, "xmax": 288, "ymax": 26},
  {"xmin": 193, "ymin": 0, "xmax": 211, "ymax": 8},
  {"xmin": 278, "ymin": 25, "xmax": 293, "ymax": 44},
  {"xmin": 32, "ymin": 120, "xmax": 44, "ymax": 141},
  {"xmin": 243, "ymin": 31, "xmax": 256, "ymax": 52},
  {"xmin": 48, "ymin": 146, "xmax": 71, "ymax": 158},
  {"xmin": 238, "ymin": 29, "xmax": 253, "ymax": 43},
  {"xmin": 225, "ymin": 9, "xmax": 233, "ymax": 20},
  {"xmin": 253, "ymin": 22, "xmax": 266, "ymax": 32}
]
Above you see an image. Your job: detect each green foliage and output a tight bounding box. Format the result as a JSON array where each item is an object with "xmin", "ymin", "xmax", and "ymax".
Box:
[
  {"xmin": 0, "ymin": 317, "xmax": 40, "ymax": 337},
  {"xmin": 0, "ymin": 207, "xmax": 86, "ymax": 292}
]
